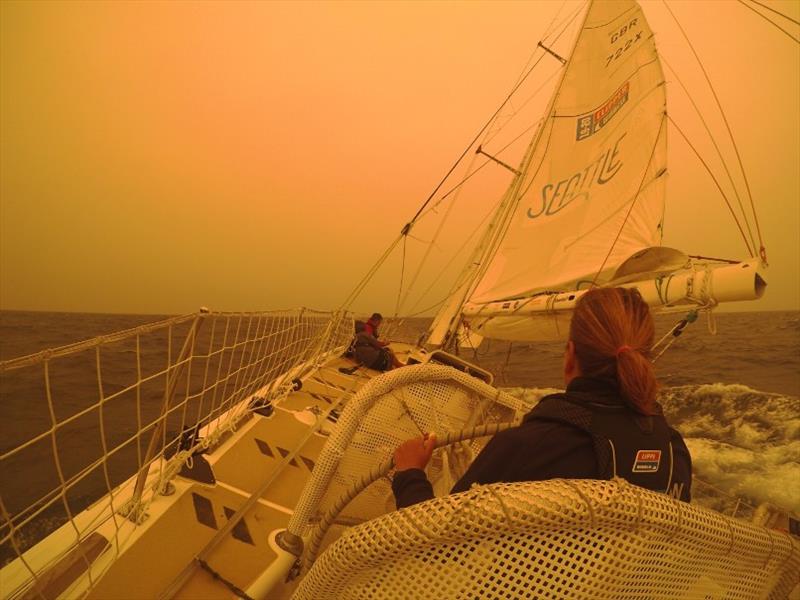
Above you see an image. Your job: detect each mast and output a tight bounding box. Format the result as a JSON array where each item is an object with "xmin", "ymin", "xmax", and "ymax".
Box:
[{"xmin": 426, "ymin": 0, "xmax": 594, "ymax": 349}]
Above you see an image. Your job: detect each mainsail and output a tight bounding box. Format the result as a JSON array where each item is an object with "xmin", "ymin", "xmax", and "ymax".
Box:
[
  {"xmin": 428, "ymin": 0, "xmax": 766, "ymax": 347},
  {"xmin": 473, "ymin": 0, "xmax": 667, "ymax": 303}
]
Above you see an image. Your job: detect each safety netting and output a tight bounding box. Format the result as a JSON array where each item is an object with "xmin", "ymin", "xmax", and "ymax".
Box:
[{"xmin": 0, "ymin": 308, "xmax": 352, "ymax": 594}]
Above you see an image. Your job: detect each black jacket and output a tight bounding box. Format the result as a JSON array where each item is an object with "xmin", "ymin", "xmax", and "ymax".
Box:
[
  {"xmin": 392, "ymin": 376, "xmax": 692, "ymax": 509},
  {"xmin": 353, "ymin": 331, "xmax": 384, "ymax": 368}
]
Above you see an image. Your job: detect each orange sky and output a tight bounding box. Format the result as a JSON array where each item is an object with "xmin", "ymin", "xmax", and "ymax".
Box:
[{"xmin": 1, "ymin": 0, "xmax": 798, "ymax": 315}]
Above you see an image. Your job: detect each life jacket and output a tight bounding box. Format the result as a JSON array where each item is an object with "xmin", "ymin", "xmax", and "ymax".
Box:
[
  {"xmin": 364, "ymin": 319, "xmax": 380, "ymax": 338},
  {"xmin": 529, "ymin": 392, "xmax": 685, "ymax": 499}
]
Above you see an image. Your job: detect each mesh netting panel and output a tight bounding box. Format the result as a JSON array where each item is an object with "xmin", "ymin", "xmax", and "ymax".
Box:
[
  {"xmin": 287, "ymin": 365, "xmax": 530, "ymax": 536},
  {"xmin": 294, "ymin": 478, "xmax": 799, "ymax": 600},
  {"xmin": 0, "ymin": 308, "xmax": 352, "ymax": 591},
  {"xmin": 323, "ymin": 378, "xmax": 518, "ymax": 524}
]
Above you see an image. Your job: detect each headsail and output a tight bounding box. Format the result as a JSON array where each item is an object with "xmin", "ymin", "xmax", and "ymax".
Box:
[{"xmin": 473, "ymin": 0, "xmax": 667, "ymax": 304}]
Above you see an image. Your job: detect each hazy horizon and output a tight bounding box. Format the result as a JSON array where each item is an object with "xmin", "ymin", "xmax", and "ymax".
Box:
[
  {"xmin": 1, "ymin": 305, "xmax": 797, "ymax": 319},
  {"xmin": 2, "ymin": 1, "xmax": 798, "ymax": 315}
]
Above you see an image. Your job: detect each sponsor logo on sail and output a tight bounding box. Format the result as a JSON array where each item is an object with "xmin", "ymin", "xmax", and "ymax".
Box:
[
  {"xmin": 576, "ymin": 82, "xmax": 629, "ymax": 141},
  {"xmin": 526, "ymin": 133, "xmax": 625, "ymax": 219}
]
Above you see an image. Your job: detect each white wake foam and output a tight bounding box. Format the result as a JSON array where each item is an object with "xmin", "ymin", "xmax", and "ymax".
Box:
[{"xmin": 502, "ymin": 382, "xmax": 800, "ymax": 515}]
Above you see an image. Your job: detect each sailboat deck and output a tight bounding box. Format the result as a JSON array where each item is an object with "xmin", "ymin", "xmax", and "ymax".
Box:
[{"xmin": 84, "ymin": 347, "xmax": 413, "ymax": 599}]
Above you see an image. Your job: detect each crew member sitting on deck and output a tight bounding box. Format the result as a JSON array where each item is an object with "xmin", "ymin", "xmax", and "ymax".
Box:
[
  {"xmin": 353, "ymin": 313, "xmax": 403, "ymax": 371},
  {"xmin": 391, "ymin": 287, "xmax": 692, "ymax": 508}
]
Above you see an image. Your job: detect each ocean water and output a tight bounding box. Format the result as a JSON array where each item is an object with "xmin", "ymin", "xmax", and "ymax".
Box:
[{"xmin": 0, "ymin": 309, "xmax": 798, "ymax": 563}]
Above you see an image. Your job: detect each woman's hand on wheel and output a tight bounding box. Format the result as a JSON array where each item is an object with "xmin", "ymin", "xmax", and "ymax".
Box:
[{"xmin": 394, "ymin": 433, "xmax": 436, "ymax": 471}]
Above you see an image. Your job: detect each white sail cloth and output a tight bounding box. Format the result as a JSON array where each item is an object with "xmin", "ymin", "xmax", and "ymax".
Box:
[{"xmin": 471, "ymin": 0, "xmax": 667, "ymax": 305}]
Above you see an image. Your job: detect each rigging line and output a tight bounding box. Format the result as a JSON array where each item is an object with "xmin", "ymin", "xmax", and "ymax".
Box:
[
  {"xmin": 463, "ymin": 324, "xmax": 481, "ymax": 362},
  {"xmin": 406, "ymin": 57, "xmax": 544, "ymax": 227},
  {"xmin": 406, "ymin": 1, "xmax": 584, "ymax": 227},
  {"xmin": 483, "ymin": 67, "xmax": 562, "ymax": 147},
  {"xmin": 421, "ymin": 118, "xmax": 542, "ymax": 222},
  {"xmin": 667, "ymin": 114, "xmax": 755, "ymax": 256},
  {"xmin": 474, "ymin": 6, "xmax": 569, "ymax": 148},
  {"xmin": 397, "ymin": 9, "xmax": 584, "ymax": 315},
  {"xmin": 661, "ymin": 56, "xmax": 758, "ymax": 252},
  {"xmin": 404, "ymin": 233, "xmax": 431, "ymax": 244},
  {"xmin": 404, "ymin": 297, "xmax": 449, "ymax": 318},
  {"xmin": 339, "ymin": 233, "xmax": 404, "ymax": 310},
  {"xmin": 540, "ymin": 1, "xmax": 569, "ymax": 44},
  {"xmin": 497, "ymin": 2, "xmax": 587, "ymax": 135},
  {"xmin": 663, "ymin": 0, "xmax": 767, "ymax": 259},
  {"xmin": 394, "ymin": 235, "xmax": 408, "ymax": 318},
  {"xmin": 398, "ymin": 149, "xmax": 482, "ymax": 314},
  {"xmin": 495, "ymin": 0, "xmax": 568, "ymax": 129},
  {"xmin": 739, "ymin": 0, "xmax": 800, "ymax": 42},
  {"xmin": 405, "ymin": 195, "xmax": 504, "ymax": 317},
  {"xmin": 399, "ymin": 6, "xmax": 590, "ymax": 334},
  {"xmin": 410, "ymin": 5, "xmax": 585, "ymax": 328},
  {"xmin": 746, "ymin": 0, "xmax": 800, "ymax": 25},
  {"xmin": 544, "ymin": 1, "xmax": 590, "ymax": 45},
  {"xmin": 343, "ymin": 243, "xmax": 397, "ymax": 307},
  {"xmin": 591, "ymin": 114, "xmax": 668, "ymax": 287},
  {"xmin": 507, "ymin": 1, "xmax": 567, "ymax": 90}
]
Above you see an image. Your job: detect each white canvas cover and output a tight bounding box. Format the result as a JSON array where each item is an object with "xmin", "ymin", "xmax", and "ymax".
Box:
[{"xmin": 470, "ymin": 0, "xmax": 667, "ymax": 305}]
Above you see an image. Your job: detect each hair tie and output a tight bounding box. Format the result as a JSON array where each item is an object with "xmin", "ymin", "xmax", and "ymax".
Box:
[{"xmin": 615, "ymin": 345, "xmax": 633, "ymax": 357}]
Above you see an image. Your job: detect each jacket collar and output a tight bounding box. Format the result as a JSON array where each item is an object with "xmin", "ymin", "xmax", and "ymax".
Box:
[
  {"xmin": 558, "ymin": 375, "xmax": 663, "ymax": 416},
  {"xmin": 565, "ymin": 375, "xmax": 622, "ymax": 404}
]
